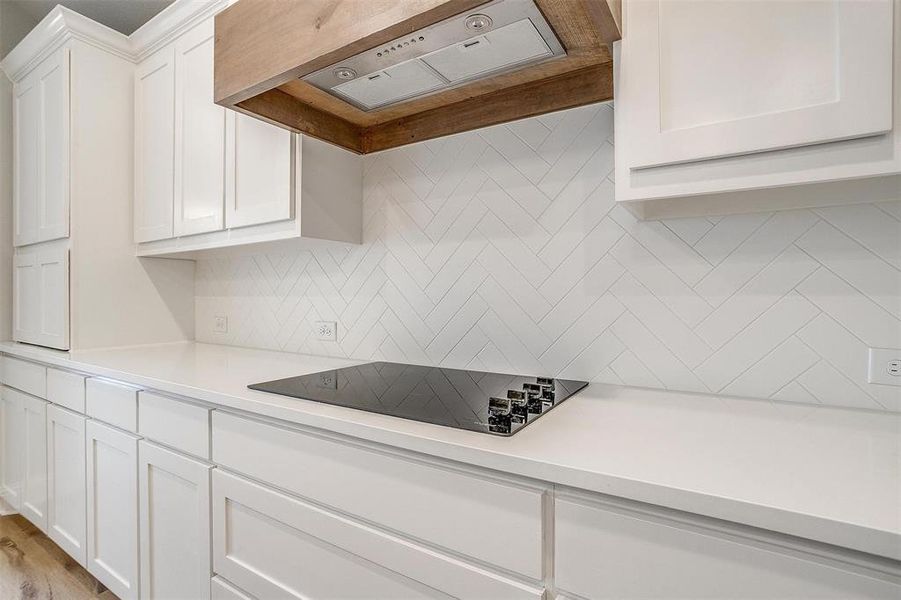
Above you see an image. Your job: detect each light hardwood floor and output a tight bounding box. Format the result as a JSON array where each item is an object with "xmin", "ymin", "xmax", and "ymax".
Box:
[{"xmin": 0, "ymin": 514, "xmax": 118, "ymax": 600}]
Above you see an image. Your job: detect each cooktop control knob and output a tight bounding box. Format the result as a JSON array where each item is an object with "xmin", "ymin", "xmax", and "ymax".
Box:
[
  {"xmin": 488, "ymin": 396, "xmax": 513, "ymax": 434},
  {"xmin": 523, "ymin": 383, "xmax": 543, "ymax": 414},
  {"xmin": 507, "ymin": 389, "xmax": 528, "ymax": 423}
]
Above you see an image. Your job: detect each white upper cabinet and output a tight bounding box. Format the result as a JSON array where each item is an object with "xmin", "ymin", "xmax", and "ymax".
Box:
[
  {"xmin": 13, "ymin": 47, "xmax": 70, "ymax": 246},
  {"xmin": 135, "ymin": 47, "xmax": 175, "ymax": 243},
  {"xmin": 625, "ymin": 0, "xmax": 893, "ymax": 169},
  {"xmin": 615, "ymin": 0, "xmax": 900, "ymax": 210},
  {"xmin": 225, "ymin": 112, "xmax": 293, "ymax": 229},
  {"xmin": 132, "ymin": 7, "xmax": 361, "ymax": 258},
  {"xmin": 173, "ymin": 18, "xmax": 225, "ymax": 237}
]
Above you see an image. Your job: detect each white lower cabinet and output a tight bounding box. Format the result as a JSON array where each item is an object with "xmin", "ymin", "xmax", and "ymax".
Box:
[
  {"xmin": 20, "ymin": 391, "xmax": 48, "ymax": 531},
  {"xmin": 46, "ymin": 404, "xmax": 87, "ymax": 565},
  {"xmin": 139, "ymin": 440, "xmax": 213, "ymax": 600},
  {"xmin": 212, "ymin": 469, "xmax": 542, "ymax": 600},
  {"xmin": 86, "ymin": 420, "xmax": 140, "ymax": 600},
  {"xmin": 554, "ymin": 491, "xmax": 901, "ymax": 599},
  {"xmin": 0, "ymin": 386, "xmax": 23, "ymax": 509}
]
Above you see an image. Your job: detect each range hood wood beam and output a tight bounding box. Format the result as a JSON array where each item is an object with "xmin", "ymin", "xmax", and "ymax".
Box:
[
  {"xmin": 362, "ymin": 62, "xmax": 614, "ymax": 153},
  {"xmin": 214, "ymin": 0, "xmax": 621, "ymax": 154}
]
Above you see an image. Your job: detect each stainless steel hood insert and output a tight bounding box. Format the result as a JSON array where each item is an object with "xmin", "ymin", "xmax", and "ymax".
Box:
[{"xmin": 302, "ymin": 0, "xmax": 566, "ymax": 111}]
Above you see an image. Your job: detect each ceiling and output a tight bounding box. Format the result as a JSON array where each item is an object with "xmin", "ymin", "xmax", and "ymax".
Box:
[
  {"xmin": 1, "ymin": 0, "xmax": 173, "ymax": 58},
  {"xmin": 8, "ymin": 0, "xmax": 173, "ymax": 34}
]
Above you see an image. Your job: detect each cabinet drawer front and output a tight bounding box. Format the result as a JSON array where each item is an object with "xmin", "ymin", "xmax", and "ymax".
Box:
[
  {"xmin": 47, "ymin": 368, "xmax": 85, "ymax": 413},
  {"xmin": 555, "ymin": 494, "xmax": 901, "ymax": 600},
  {"xmin": 3, "ymin": 356, "xmax": 46, "ymax": 398},
  {"xmin": 138, "ymin": 391, "xmax": 210, "ymax": 459},
  {"xmin": 212, "ymin": 411, "xmax": 544, "ymax": 579},
  {"xmin": 86, "ymin": 378, "xmax": 138, "ymax": 432},
  {"xmin": 213, "ymin": 470, "xmax": 542, "ymax": 600}
]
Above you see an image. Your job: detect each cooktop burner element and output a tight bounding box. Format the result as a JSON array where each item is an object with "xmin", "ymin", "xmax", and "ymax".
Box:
[{"xmin": 249, "ymin": 362, "xmax": 588, "ymax": 436}]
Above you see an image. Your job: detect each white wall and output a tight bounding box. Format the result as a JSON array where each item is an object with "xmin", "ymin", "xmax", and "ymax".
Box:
[{"xmin": 196, "ymin": 103, "xmax": 901, "ymax": 412}]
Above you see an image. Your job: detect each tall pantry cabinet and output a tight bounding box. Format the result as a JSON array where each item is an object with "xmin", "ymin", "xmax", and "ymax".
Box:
[{"xmin": 0, "ymin": 7, "xmax": 194, "ymax": 351}]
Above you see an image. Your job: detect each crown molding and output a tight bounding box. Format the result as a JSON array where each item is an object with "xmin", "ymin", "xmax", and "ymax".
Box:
[
  {"xmin": 1, "ymin": 5, "xmax": 132, "ymax": 82},
  {"xmin": 130, "ymin": 0, "xmax": 229, "ymax": 62}
]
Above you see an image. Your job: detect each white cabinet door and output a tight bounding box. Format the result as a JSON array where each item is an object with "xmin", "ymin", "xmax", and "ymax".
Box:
[
  {"xmin": 46, "ymin": 404, "xmax": 87, "ymax": 566},
  {"xmin": 225, "ymin": 113, "xmax": 293, "ymax": 229},
  {"xmin": 13, "ymin": 68, "xmax": 40, "ymax": 246},
  {"xmin": 621, "ymin": 0, "xmax": 894, "ymax": 169},
  {"xmin": 86, "ymin": 420, "xmax": 140, "ymax": 600},
  {"xmin": 0, "ymin": 387, "xmax": 23, "ymax": 510},
  {"xmin": 21, "ymin": 392, "xmax": 48, "ymax": 531},
  {"xmin": 139, "ymin": 440, "xmax": 212, "ymax": 600},
  {"xmin": 13, "ymin": 47, "xmax": 70, "ymax": 246},
  {"xmin": 135, "ymin": 47, "xmax": 176, "ymax": 243},
  {"xmin": 14, "ymin": 245, "xmax": 69, "ymax": 350},
  {"xmin": 174, "ymin": 17, "xmax": 225, "ymax": 237}
]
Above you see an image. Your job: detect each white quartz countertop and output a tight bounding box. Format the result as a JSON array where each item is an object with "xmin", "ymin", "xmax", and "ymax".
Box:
[{"xmin": 1, "ymin": 340, "xmax": 898, "ymax": 561}]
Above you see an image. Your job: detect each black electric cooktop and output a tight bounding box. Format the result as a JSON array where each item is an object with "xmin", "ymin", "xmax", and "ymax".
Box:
[{"xmin": 249, "ymin": 362, "xmax": 588, "ymax": 436}]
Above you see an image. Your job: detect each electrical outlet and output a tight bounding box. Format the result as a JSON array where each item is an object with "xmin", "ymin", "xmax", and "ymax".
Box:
[
  {"xmin": 213, "ymin": 316, "xmax": 228, "ymax": 334},
  {"xmin": 316, "ymin": 371, "xmax": 338, "ymax": 389},
  {"xmin": 868, "ymin": 348, "xmax": 901, "ymax": 386},
  {"xmin": 315, "ymin": 321, "xmax": 337, "ymax": 341}
]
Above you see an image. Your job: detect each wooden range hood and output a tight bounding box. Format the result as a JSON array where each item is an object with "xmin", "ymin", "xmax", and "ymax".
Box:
[{"xmin": 213, "ymin": 0, "xmax": 620, "ymax": 154}]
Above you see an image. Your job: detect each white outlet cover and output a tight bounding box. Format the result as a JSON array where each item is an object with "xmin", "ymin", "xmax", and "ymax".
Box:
[
  {"xmin": 867, "ymin": 347, "xmax": 901, "ymax": 386},
  {"xmin": 214, "ymin": 316, "xmax": 228, "ymax": 334},
  {"xmin": 315, "ymin": 321, "xmax": 337, "ymax": 341}
]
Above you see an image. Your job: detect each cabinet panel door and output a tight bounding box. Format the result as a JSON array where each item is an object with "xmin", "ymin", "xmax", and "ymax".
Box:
[
  {"xmin": 86, "ymin": 420, "xmax": 139, "ymax": 600},
  {"xmin": 139, "ymin": 441, "xmax": 212, "ymax": 600},
  {"xmin": 135, "ymin": 47, "xmax": 175, "ymax": 243},
  {"xmin": 14, "ymin": 246, "xmax": 69, "ymax": 350},
  {"xmin": 174, "ymin": 18, "xmax": 225, "ymax": 237},
  {"xmin": 622, "ymin": 0, "xmax": 894, "ymax": 169},
  {"xmin": 21, "ymin": 392, "xmax": 48, "ymax": 531},
  {"xmin": 35, "ymin": 47, "xmax": 70, "ymax": 242},
  {"xmin": 13, "ymin": 69, "xmax": 40, "ymax": 246},
  {"xmin": 46, "ymin": 404, "xmax": 87, "ymax": 566},
  {"xmin": 0, "ymin": 387, "xmax": 24, "ymax": 510},
  {"xmin": 225, "ymin": 113, "xmax": 293, "ymax": 229}
]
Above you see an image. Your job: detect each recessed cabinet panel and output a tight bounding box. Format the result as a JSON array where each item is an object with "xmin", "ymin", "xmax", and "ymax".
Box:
[
  {"xmin": 46, "ymin": 404, "xmax": 87, "ymax": 566},
  {"xmin": 225, "ymin": 113, "xmax": 293, "ymax": 229},
  {"xmin": 13, "ymin": 72, "xmax": 39, "ymax": 246},
  {"xmin": 135, "ymin": 47, "xmax": 176, "ymax": 243},
  {"xmin": 86, "ymin": 420, "xmax": 140, "ymax": 600},
  {"xmin": 37, "ymin": 48, "xmax": 70, "ymax": 242},
  {"xmin": 174, "ymin": 17, "xmax": 225, "ymax": 237},
  {"xmin": 623, "ymin": 0, "xmax": 894, "ymax": 169},
  {"xmin": 21, "ymin": 392, "xmax": 48, "ymax": 532},
  {"xmin": 139, "ymin": 441, "xmax": 212, "ymax": 600},
  {"xmin": 0, "ymin": 387, "xmax": 23, "ymax": 510}
]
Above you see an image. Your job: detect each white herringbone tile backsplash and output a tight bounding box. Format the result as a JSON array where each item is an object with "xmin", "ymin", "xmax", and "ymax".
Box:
[{"xmin": 196, "ymin": 103, "xmax": 901, "ymax": 412}]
